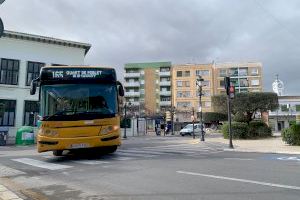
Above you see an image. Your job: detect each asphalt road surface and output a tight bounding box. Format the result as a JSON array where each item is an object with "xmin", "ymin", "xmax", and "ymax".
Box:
[{"xmin": 1, "ymin": 135, "xmax": 300, "ymax": 200}]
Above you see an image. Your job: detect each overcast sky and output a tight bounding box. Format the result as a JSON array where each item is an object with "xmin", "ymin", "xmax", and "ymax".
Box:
[{"xmin": 1, "ymin": 0, "xmax": 300, "ymax": 94}]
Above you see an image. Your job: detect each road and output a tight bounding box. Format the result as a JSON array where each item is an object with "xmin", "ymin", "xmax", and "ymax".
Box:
[{"xmin": 1, "ymin": 135, "xmax": 300, "ymax": 200}]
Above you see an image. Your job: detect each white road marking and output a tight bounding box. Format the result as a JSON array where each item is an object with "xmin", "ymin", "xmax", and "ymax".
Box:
[
  {"xmin": 12, "ymin": 158, "xmax": 73, "ymax": 170},
  {"xmin": 72, "ymin": 160, "xmax": 110, "ymax": 165},
  {"xmin": 115, "ymin": 152, "xmax": 156, "ymax": 158},
  {"xmin": 224, "ymin": 158, "xmax": 254, "ymax": 161},
  {"xmin": 112, "ymin": 157, "xmax": 135, "ymax": 161},
  {"xmin": 277, "ymin": 156, "xmax": 300, "ymax": 161},
  {"xmin": 118, "ymin": 149, "xmax": 169, "ymax": 155},
  {"xmin": 176, "ymin": 171, "xmax": 300, "ymax": 190},
  {"xmin": 0, "ymin": 165, "xmax": 26, "ymax": 177}
]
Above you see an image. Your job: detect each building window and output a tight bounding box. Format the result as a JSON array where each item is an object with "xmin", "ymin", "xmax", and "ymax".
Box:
[
  {"xmin": 219, "ymin": 69, "xmax": 227, "ymax": 77},
  {"xmin": 202, "ymin": 80, "xmax": 210, "ymax": 87},
  {"xmin": 176, "ymin": 81, "xmax": 190, "ymax": 87},
  {"xmin": 239, "ymin": 68, "xmax": 248, "ymax": 76},
  {"xmin": 239, "ymin": 78, "xmax": 249, "ymax": 87},
  {"xmin": 251, "ymin": 79, "xmax": 260, "ymax": 86},
  {"xmin": 228, "ymin": 68, "xmax": 238, "ymax": 76},
  {"xmin": 177, "ymin": 102, "xmax": 191, "ymax": 108},
  {"xmin": 0, "ymin": 99, "xmax": 16, "ymax": 126},
  {"xmin": 295, "ymin": 105, "xmax": 300, "ymax": 112},
  {"xmin": 26, "ymin": 61, "xmax": 45, "ymax": 86},
  {"xmin": 230, "ymin": 79, "xmax": 239, "ymax": 87},
  {"xmin": 24, "ymin": 101, "xmax": 39, "ymax": 126},
  {"xmin": 160, "ymin": 67, "xmax": 170, "ymax": 72},
  {"xmin": 177, "ymin": 71, "xmax": 183, "ymax": 77},
  {"xmin": 251, "ymin": 68, "xmax": 259, "ymax": 75},
  {"xmin": 281, "ymin": 104, "xmax": 289, "ymax": 112},
  {"xmin": 184, "ymin": 71, "xmax": 190, "ymax": 77},
  {"xmin": 196, "ymin": 70, "xmax": 210, "ymax": 76},
  {"xmin": 0, "ymin": 58, "xmax": 19, "ymax": 85},
  {"xmin": 202, "ymin": 90, "xmax": 211, "ymax": 97},
  {"xmin": 220, "ymin": 80, "xmax": 225, "ymax": 87},
  {"xmin": 204, "ymin": 102, "xmax": 211, "ymax": 108},
  {"xmin": 177, "ymin": 91, "xmax": 191, "ymax": 98}
]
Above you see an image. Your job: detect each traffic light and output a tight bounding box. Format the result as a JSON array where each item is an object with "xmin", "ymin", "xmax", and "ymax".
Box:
[
  {"xmin": 224, "ymin": 77, "xmax": 231, "ymax": 95},
  {"xmin": 229, "ymin": 85, "xmax": 235, "ymax": 99}
]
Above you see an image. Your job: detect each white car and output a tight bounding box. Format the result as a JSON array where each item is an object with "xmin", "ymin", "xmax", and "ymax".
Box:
[{"xmin": 179, "ymin": 124, "xmax": 205, "ymax": 136}]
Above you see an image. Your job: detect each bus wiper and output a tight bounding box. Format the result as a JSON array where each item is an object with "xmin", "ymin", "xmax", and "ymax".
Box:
[{"xmin": 43, "ymin": 110, "xmax": 74, "ymax": 120}]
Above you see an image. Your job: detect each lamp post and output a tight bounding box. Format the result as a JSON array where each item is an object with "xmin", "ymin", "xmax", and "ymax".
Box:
[
  {"xmin": 196, "ymin": 75, "xmax": 205, "ymax": 141},
  {"xmin": 123, "ymin": 102, "xmax": 131, "ymax": 139}
]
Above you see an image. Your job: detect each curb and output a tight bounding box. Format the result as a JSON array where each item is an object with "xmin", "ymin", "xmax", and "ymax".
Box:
[
  {"xmin": 223, "ymin": 148, "xmax": 300, "ymax": 155},
  {"xmin": 0, "ymin": 184, "xmax": 23, "ymax": 200}
]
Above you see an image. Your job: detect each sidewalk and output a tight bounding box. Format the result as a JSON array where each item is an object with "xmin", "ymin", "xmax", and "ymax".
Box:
[{"xmin": 205, "ymin": 133, "xmax": 300, "ymax": 155}]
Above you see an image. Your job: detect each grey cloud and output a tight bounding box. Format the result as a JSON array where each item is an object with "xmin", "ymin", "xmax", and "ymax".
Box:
[{"xmin": 1, "ymin": 0, "xmax": 300, "ymax": 94}]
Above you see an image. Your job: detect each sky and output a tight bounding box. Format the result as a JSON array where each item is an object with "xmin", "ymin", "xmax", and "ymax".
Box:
[{"xmin": 1, "ymin": 0, "xmax": 300, "ymax": 94}]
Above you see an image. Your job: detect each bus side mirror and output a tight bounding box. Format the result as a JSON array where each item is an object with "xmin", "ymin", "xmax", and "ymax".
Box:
[
  {"xmin": 118, "ymin": 83, "xmax": 124, "ymax": 97},
  {"xmin": 30, "ymin": 80, "xmax": 37, "ymax": 95}
]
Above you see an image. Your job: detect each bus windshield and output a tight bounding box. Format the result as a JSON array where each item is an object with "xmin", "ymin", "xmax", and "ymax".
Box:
[{"xmin": 40, "ymin": 84, "xmax": 117, "ymax": 121}]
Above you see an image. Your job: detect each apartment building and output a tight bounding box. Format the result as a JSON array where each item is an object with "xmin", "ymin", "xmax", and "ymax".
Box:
[
  {"xmin": 124, "ymin": 62, "xmax": 172, "ymax": 116},
  {"xmin": 172, "ymin": 62, "xmax": 263, "ymax": 122},
  {"xmin": 172, "ymin": 63, "xmax": 214, "ymax": 122},
  {"xmin": 0, "ymin": 30, "xmax": 91, "ymax": 144},
  {"xmin": 213, "ymin": 62, "xmax": 263, "ymax": 94}
]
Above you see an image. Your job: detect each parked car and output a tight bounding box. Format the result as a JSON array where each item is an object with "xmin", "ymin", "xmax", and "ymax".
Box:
[{"xmin": 179, "ymin": 123, "xmax": 205, "ymax": 136}]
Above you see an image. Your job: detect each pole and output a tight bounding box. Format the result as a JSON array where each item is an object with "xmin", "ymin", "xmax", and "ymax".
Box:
[
  {"xmin": 192, "ymin": 107, "xmax": 195, "ymax": 139},
  {"xmin": 171, "ymin": 107, "xmax": 175, "ymax": 135},
  {"xmin": 123, "ymin": 103, "xmax": 127, "ymax": 139},
  {"xmin": 199, "ymin": 86, "xmax": 205, "ymax": 141},
  {"xmin": 227, "ymin": 95, "xmax": 233, "ymax": 148}
]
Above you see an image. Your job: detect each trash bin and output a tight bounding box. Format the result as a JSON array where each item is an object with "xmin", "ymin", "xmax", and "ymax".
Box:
[{"xmin": 15, "ymin": 126, "xmax": 35, "ymax": 145}]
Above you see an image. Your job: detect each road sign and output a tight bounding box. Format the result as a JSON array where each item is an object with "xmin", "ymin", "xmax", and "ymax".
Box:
[{"xmin": 0, "ymin": 17, "xmax": 3, "ymax": 38}]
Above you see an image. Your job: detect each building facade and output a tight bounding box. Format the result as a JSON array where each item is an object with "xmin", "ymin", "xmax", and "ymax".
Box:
[
  {"xmin": 172, "ymin": 62, "xmax": 263, "ymax": 122},
  {"xmin": 172, "ymin": 63, "xmax": 214, "ymax": 122},
  {"xmin": 213, "ymin": 62, "xmax": 263, "ymax": 95},
  {"xmin": 269, "ymin": 96, "xmax": 300, "ymax": 131},
  {"xmin": 0, "ymin": 30, "xmax": 91, "ymax": 144},
  {"xmin": 124, "ymin": 62, "xmax": 172, "ymax": 117}
]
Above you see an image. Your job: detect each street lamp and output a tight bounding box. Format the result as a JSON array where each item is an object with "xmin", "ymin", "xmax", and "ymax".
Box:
[
  {"xmin": 123, "ymin": 102, "xmax": 131, "ymax": 139},
  {"xmin": 0, "ymin": 0, "xmax": 5, "ymax": 38},
  {"xmin": 196, "ymin": 75, "xmax": 205, "ymax": 141}
]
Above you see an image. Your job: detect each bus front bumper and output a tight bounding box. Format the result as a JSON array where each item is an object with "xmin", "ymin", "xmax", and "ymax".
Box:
[{"xmin": 37, "ymin": 134, "xmax": 121, "ymax": 153}]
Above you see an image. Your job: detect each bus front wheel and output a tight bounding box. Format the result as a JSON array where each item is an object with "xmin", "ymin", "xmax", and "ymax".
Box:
[
  {"xmin": 53, "ymin": 150, "xmax": 63, "ymax": 156},
  {"xmin": 106, "ymin": 146, "xmax": 117, "ymax": 154}
]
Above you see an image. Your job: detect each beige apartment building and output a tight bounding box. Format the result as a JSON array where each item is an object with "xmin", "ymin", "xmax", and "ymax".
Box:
[
  {"xmin": 172, "ymin": 62, "xmax": 263, "ymax": 122},
  {"xmin": 124, "ymin": 62, "xmax": 172, "ymax": 117}
]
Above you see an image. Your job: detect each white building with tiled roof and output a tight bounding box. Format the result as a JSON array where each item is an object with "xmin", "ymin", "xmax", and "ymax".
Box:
[{"xmin": 0, "ymin": 30, "xmax": 91, "ymax": 144}]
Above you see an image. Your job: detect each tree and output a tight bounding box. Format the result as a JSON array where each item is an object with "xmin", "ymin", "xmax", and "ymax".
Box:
[
  {"xmin": 212, "ymin": 92, "xmax": 279, "ymax": 124},
  {"xmin": 202, "ymin": 112, "xmax": 227, "ymax": 123}
]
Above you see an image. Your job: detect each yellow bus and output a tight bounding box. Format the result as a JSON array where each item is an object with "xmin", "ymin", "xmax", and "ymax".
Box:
[{"xmin": 30, "ymin": 66, "xmax": 124, "ymax": 156}]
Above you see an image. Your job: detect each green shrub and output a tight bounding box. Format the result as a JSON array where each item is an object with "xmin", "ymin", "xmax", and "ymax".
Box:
[
  {"xmin": 222, "ymin": 122, "xmax": 249, "ymax": 139},
  {"xmin": 248, "ymin": 121, "xmax": 272, "ymax": 138},
  {"xmin": 282, "ymin": 124, "xmax": 300, "ymax": 145}
]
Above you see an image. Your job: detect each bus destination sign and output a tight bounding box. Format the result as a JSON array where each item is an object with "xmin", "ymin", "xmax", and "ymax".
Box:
[{"xmin": 52, "ymin": 69, "xmax": 103, "ymax": 79}]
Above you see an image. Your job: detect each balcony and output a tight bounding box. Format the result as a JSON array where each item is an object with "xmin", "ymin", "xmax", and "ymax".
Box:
[
  {"xmin": 159, "ymin": 71, "xmax": 171, "ymax": 76},
  {"xmin": 160, "ymin": 91, "xmax": 171, "ymax": 96},
  {"xmin": 129, "ymin": 101, "xmax": 140, "ymax": 106},
  {"xmin": 159, "ymin": 81, "xmax": 171, "ymax": 86},
  {"xmin": 159, "ymin": 101, "xmax": 171, "ymax": 106},
  {"xmin": 124, "ymin": 72, "xmax": 140, "ymax": 78},
  {"xmin": 125, "ymin": 91, "xmax": 140, "ymax": 97},
  {"xmin": 124, "ymin": 82, "xmax": 140, "ymax": 87}
]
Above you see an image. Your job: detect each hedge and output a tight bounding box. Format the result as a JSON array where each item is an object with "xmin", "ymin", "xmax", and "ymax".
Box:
[
  {"xmin": 222, "ymin": 122, "xmax": 249, "ymax": 139},
  {"xmin": 282, "ymin": 124, "xmax": 300, "ymax": 145},
  {"xmin": 222, "ymin": 121, "xmax": 271, "ymax": 139}
]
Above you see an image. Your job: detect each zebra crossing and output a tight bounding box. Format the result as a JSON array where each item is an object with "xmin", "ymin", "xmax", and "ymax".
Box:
[{"xmin": 3, "ymin": 143, "xmax": 225, "ymax": 174}]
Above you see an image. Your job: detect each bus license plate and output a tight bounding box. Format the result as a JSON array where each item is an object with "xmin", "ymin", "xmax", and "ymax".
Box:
[{"xmin": 70, "ymin": 143, "xmax": 89, "ymax": 149}]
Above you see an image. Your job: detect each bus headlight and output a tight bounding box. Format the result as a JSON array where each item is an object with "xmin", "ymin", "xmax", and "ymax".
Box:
[
  {"xmin": 100, "ymin": 125, "xmax": 119, "ymax": 135},
  {"xmin": 39, "ymin": 129, "xmax": 58, "ymax": 136}
]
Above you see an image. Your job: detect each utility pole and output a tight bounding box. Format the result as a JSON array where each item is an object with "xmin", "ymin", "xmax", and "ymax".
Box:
[
  {"xmin": 196, "ymin": 76, "xmax": 205, "ymax": 142},
  {"xmin": 192, "ymin": 107, "xmax": 195, "ymax": 139},
  {"xmin": 225, "ymin": 77, "xmax": 234, "ymax": 149}
]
